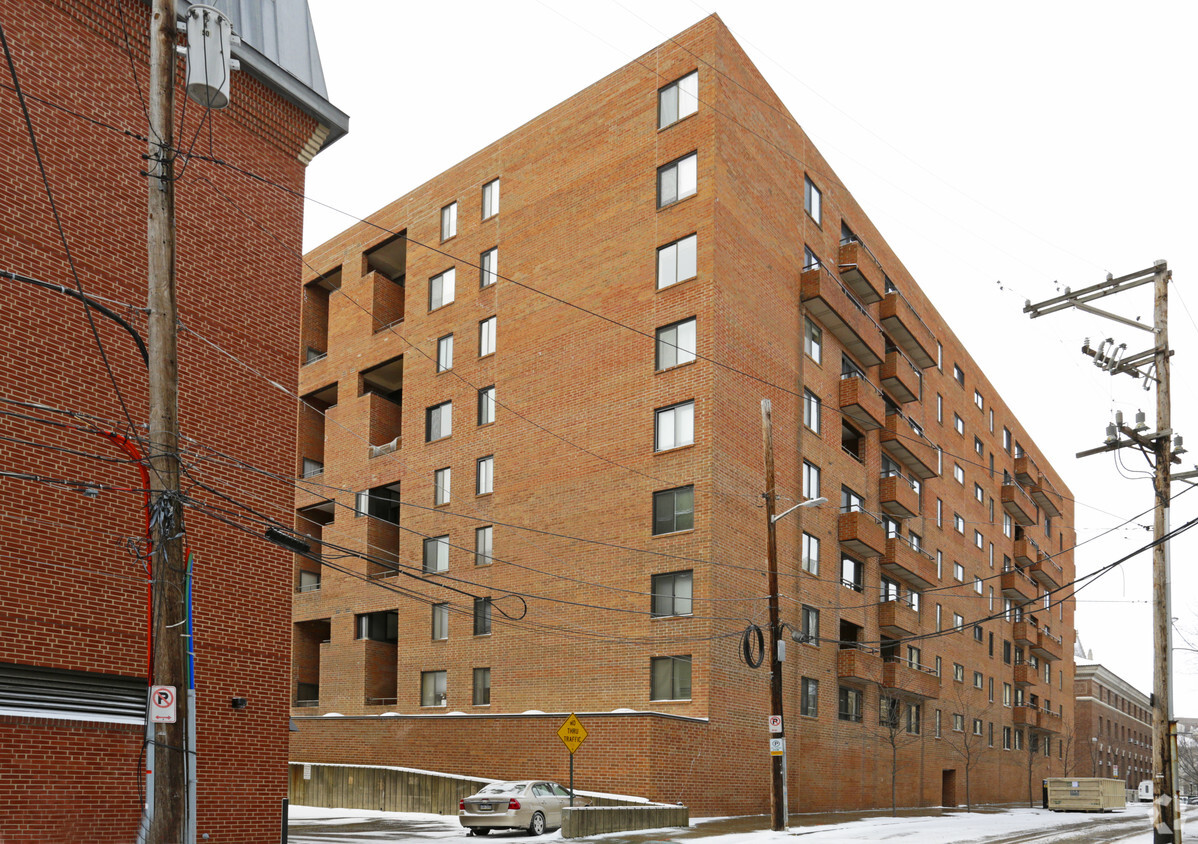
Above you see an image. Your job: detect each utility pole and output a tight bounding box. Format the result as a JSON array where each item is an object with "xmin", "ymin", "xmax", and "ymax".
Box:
[
  {"xmin": 1026, "ymin": 261, "xmax": 1179, "ymax": 844},
  {"xmin": 761, "ymin": 399, "xmax": 786, "ymax": 832},
  {"xmin": 146, "ymin": 0, "xmax": 188, "ymax": 841}
]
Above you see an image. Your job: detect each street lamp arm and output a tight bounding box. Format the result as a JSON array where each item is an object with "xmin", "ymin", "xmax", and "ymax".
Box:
[{"xmin": 771, "ymin": 497, "xmax": 827, "ymax": 523}]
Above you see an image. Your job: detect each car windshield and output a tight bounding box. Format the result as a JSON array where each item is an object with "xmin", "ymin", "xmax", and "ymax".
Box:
[
  {"xmin": 478, "ymin": 782, "xmax": 525, "ymax": 795},
  {"xmin": 551, "ymin": 784, "xmax": 571, "ymax": 797}
]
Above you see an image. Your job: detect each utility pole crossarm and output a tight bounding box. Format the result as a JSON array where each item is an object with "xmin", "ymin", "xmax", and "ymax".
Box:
[{"xmin": 1024, "ymin": 264, "xmax": 1163, "ymax": 319}]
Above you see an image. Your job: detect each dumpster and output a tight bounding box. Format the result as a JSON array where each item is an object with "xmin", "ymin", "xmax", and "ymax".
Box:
[{"xmin": 1045, "ymin": 777, "xmax": 1125, "ymax": 812}]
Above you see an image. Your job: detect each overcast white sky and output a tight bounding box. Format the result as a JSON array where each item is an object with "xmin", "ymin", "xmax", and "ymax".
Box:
[{"xmin": 302, "ymin": 1, "xmax": 1198, "ymax": 710}]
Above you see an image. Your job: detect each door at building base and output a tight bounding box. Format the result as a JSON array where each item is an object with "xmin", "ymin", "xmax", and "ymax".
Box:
[{"xmin": 941, "ymin": 770, "xmax": 957, "ymax": 807}]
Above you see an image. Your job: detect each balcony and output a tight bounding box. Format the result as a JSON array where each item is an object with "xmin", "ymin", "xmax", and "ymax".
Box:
[
  {"xmin": 883, "ymin": 660, "xmax": 940, "ymax": 700},
  {"xmin": 880, "ymin": 413, "xmax": 939, "ymax": 479},
  {"xmin": 801, "ymin": 267, "xmax": 884, "ymax": 366},
  {"xmin": 1013, "ymin": 537, "xmax": 1039, "ymax": 568},
  {"xmin": 881, "ymin": 537, "xmax": 937, "ymax": 589},
  {"xmin": 839, "ymin": 375, "xmax": 885, "ymax": 430},
  {"xmin": 879, "ymin": 347, "xmax": 921, "ymax": 404},
  {"xmin": 1012, "ymin": 620, "xmax": 1037, "ymax": 647},
  {"xmin": 1039, "ymin": 708, "xmax": 1063, "ymax": 734},
  {"xmin": 1030, "ymin": 555, "xmax": 1063, "ymax": 590},
  {"xmin": 1013, "ymin": 663, "xmax": 1040, "ymax": 688},
  {"xmin": 838, "ymin": 511, "xmax": 886, "ymax": 558},
  {"xmin": 1031, "ymin": 630, "xmax": 1063, "ymax": 662},
  {"xmin": 1031, "ymin": 474, "xmax": 1063, "ymax": 518},
  {"xmin": 879, "ymin": 291, "xmax": 936, "ymax": 368},
  {"xmin": 878, "ymin": 599, "xmax": 920, "ymax": 638},
  {"xmin": 1001, "ymin": 569, "xmax": 1038, "ymax": 603},
  {"xmin": 836, "ymin": 647, "xmax": 883, "ymax": 685},
  {"xmin": 837, "ymin": 240, "xmax": 885, "ymax": 304},
  {"xmin": 1014, "ymin": 454, "xmax": 1036, "ymax": 486},
  {"xmin": 1001, "ymin": 480, "xmax": 1038, "ymax": 526},
  {"xmin": 879, "ymin": 473, "xmax": 919, "ymax": 518},
  {"xmin": 1013, "ymin": 705, "xmax": 1041, "ymax": 729}
]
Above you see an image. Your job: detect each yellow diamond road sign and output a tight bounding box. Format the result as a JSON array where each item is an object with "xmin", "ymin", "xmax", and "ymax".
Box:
[{"xmin": 557, "ymin": 713, "xmax": 587, "ymax": 754}]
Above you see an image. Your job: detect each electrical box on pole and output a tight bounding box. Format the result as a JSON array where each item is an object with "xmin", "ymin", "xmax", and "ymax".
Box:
[{"xmin": 181, "ymin": 5, "xmax": 240, "ymax": 109}]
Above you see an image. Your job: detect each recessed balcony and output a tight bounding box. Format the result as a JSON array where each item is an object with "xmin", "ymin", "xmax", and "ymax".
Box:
[
  {"xmin": 836, "ymin": 647, "xmax": 883, "ymax": 685},
  {"xmin": 878, "ymin": 600, "xmax": 920, "ymax": 638},
  {"xmin": 1001, "ymin": 480, "xmax": 1038, "ymax": 526},
  {"xmin": 880, "ymin": 414, "xmax": 938, "ymax": 480},
  {"xmin": 879, "ymin": 472, "xmax": 919, "ymax": 518},
  {"xmin": 800, "ymin": 267, "xmax": 885, "ymax": 366},
  {"xmin": 838, "ymin": 511, "xmax": 886, "ymax": 558},
  {"xmin": 839, "ymin": 375, "xmax": 885, "ymax": 430},
  {"xmin": 1031, "ymin": 474, "xmax": 1063, "ymax": 518},
  {"xmin": 882, "ymin": 660, "xmax": 939, "ymax": 699},
  {"xmin": 881, "ymin": 537, "xmax": 937, "ymax": 589},
  {"xmin": 879, "ymin": 347, "xmax": 921, "ymax": 404},
  {"xmin": 1001, "ymin": 569, "xmax": 1038, "ymax": 603},
  {"xmin": 879, "ymin": 291, "xmax": 936, "ymax": 368},
  {"xmin": 837, "ymin": 240, "xmax": 885, "ymax": 304}
]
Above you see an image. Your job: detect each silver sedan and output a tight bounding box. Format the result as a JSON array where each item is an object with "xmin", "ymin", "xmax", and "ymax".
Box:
[{"xmin": 458, "ymin": 780, "xmax": 586, "ymax": 836}]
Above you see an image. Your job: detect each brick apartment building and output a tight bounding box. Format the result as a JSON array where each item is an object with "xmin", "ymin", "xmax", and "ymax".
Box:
[
  {"xmin": 289, "ymin": 15, "xmax": 1077, "ymax": 815},
  {"xmin": 1073, "ymin": 662, "xmax": 1152, "ymax": 787},
  {"xmin": 0, "ymin": 1, "xmax": 345, "ymax": 841}
]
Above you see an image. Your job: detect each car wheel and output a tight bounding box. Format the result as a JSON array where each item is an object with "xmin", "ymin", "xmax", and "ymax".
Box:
[
  {"xmin": 469, "ymin": 829, "xmax": 490, "ymax": 836},
  {"xmin": 528, "ymin": 811, "xmax": 546, "ymax": 836}
]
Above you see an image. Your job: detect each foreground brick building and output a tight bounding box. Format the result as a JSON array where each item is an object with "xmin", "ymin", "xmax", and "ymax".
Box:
[
  {"xmin": 0, "ymin": 1, "xmax": 345, "ymax": 841},
  {"xmin": 290, "ymin": 15, "xmax": 1076, "ymax": 815},
  {"xmin": 1073, "ymin": 662, "xmax": 1152, "ymax": 787}
]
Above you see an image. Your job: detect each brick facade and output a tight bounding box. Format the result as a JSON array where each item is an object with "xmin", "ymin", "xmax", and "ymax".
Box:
[
  {"xmin": 290, "ymin": 15, "xmax": 1077, "ymax": 815},
  {"xmin": 0, "ymin": 1, "xmax": 341, "ymax": 840},
  {"xmin": 1073, "ymin": 663, "xmax": 1151, "ymax": 787}
]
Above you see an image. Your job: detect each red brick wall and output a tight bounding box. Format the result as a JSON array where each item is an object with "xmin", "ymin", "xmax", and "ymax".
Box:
[{"xmin": 0, "ymin": 1, "xmax": 324, "ymax": 840}]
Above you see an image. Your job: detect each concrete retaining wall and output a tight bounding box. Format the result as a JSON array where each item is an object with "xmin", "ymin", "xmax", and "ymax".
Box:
[{"xmin": 561, "ymin": 805, "xmax": 689, "ymax": 838}]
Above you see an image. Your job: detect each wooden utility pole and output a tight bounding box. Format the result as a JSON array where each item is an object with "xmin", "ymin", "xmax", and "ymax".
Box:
[
  {"xmin": 147, "ymin": 0, "xmax": 188, "ymax": 841},
  {"xmin": 1026, "ymin": 261, "xmax": 1178, "ymax": 843},
  {"xmin": 761, "ymin": 399, "xmax": 786, "ymax": 831}
]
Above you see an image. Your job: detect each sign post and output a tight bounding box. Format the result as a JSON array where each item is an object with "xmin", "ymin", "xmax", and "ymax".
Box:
[{"xmin": 556, "ymin": 713, "xmax": 588, "ymax": 806}]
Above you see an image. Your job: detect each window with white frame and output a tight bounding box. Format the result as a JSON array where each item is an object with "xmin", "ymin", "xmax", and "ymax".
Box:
[
  {"xmin": 974, "ymin": 576, "xmax": 983, "ymax": 595},
  {"xmin": 838, "ymin": 686, "xmax": 862, "ymax": 722},
  {"xmin": 953, "ymin": 612, "xmax": 965, "ymax": 630},
  {"xmin": 480, "ymin": 247, "xmax": 498, "ymax": 288},
  {"xmin": 954, "ymin": 364, "xmax": 965, "ymax": 386},
  {"xmin": 954, "ymin": 464, "xmax": 965, "ymax": 484},
  {"xmin": 476, "ymin": 456, "xmax": 494, "ymax": 495},
  {"xmin": 1003, "ymin": 513, "xmax": 1013, "ymax": 537},
  {"xmin": 974, "ymin": 530, "xmax": 984, "ymax": 549},
  {"xmin": 658, "ymin": 152, "xmax": 698, "ymax": 208},
  {"xmin": 651, "ymin": 570, "xmax": 693, "ymax": 617},
  {"xmin": 953, "ymin": 561, "xmax": 964, "ymax": 580},
  {"xmin": 800, "ymin": 605, "xmax": 819, "ymax": 644},
  {"xmin": 421, "ymin": 670, "xmax": 447, "ymax": 707},
  {"xmin": 436, "ymin": 334, "xmax": 454, "ymax": 372},
  {"xmin": 953, "ymin": 713, "xmax": 965, "ymax": 732},
  {"xmin": 975, "ymin": 483, "xmax": 984, "ymax": 503},
  {"xmin": 478, "ymin": 317, "xmax": 496, "ymax": 357},
  {"xmin": 473, "ymin": 597, "xmax": 492, "ymax": 635},
  {"xmin": 653, "ymin": 486, "xmax": 694, "ymax": 535},
  {"xmin": 954, "ymin": 514, "xmax": 965, "ymax": 534},
  {"xmin": 481, "ymin": 178, "xmax": 500, "ymax": 219},
  {"xmin": 658, "ymin": 70, "xmax": 698, "ymax": 129},
  {"xmin": 655, "ymin": 317, "xmax": 697, "ymax": 370},
  {"xmin": 954, "ymin": 413, "xmax": 964, "ymax": 435},
  {"xmin": 974, "ymin": 390, "xmax": 984, "ymax": 410},
  {"xmin": 429, "ymin": 267, "xmax": 456, "ymax": 309},
  {"xmin": 434, "ymin": 467, "xmax": 451, "ymax": 505},
  {"xmin": 803, "ymin": 389, "xmax": 821, "ymax": 433},
  {"xmin": 475, "ymin": 526, "xmax": 493, "ymax": 566},
  {"xmin": 432, "ymin": 603, "xmax": 448, "ymax": 640},
  {"xmin": 657, "ymin": 233, "xmax": 697, "ymax": 289},
  {"xmin": 423, "ymin": 535, "xmax": 449, "ymax": 573},
  {"xmin": 801, "ymin": 677, "xmax": 818, "ymax": 717},
  {"xmin": 936, "ymin": 393, "xmax": 943, "ymax": 423},
  {"xmin": 803, "ymin": 461, "xmax": 821, "ymax": 499},
  {"xmin": 650, "ymin": 655, "xmax": 691, "ymax": 700},
  {"xmin": 1003, "ymin": 427, "xmax": 1012, "ymax": 452},
  {"xmin": 426, "ymin": 401, "xmax": 453, "ymax": 442},
  {"xmin": 440, "ymin": 202, "xmax": 457, "ymax": 241},
  {"xmin": 655, "ymin": 400, "xmax": 695, "ymax": 451},
  {"xmin": 953, "ymin": 663, "xmax": 964, "ymax": 682},
  {"xmin": 477, "ymin": 386, "xmax": 495, "ymax": 425},
  {"xmin": 936, "ymin": 498, "xmax": 942, "ymax": 527},
  {"xmin": 473, "ymin": 667, "xmax": 490, "ymax": 705},
  {"xmin": 802, "ymin": 532, "xmax": 819, "ymax": 575},
  {"xmin": 804, "ymin": 175, "xmax": 822, "ymax": 225},
  {"xmin": 804, "ymin": 318, "xmax": 822, "ymax": 363},
  {"xmin": 841, "ymin": 555, "xmax": 863, "ymax": 592}
]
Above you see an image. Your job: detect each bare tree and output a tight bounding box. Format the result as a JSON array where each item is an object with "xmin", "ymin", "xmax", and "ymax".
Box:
[
  {"xmin": 1057, "ymin": 715, "xmax": 1077, "ymax": 777},
  {"xmin": 1022, "ymin": 729, "xmax": 1051, "ymax": 807},
  {"xmin": 870, "ymin": 694, "xmax": 925, "ymax": 816},
  {"xmin": 1177, "ymin": 734, "xmax": 1198, "ymax": 797},
  {"xmin": 939, "ymin": 686, "xmax": 995, "ymax": 812}
]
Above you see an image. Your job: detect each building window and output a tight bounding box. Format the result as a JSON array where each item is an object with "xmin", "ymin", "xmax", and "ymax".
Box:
[
  {"xmin": 804, "ymin": 318, "xmax": 822, "ymax": 363},
  {"xmin": 954, "ymin": 464, "xmax": 965, "ymax": 484},
  {"xmin": 431, "ymin": 603, "xmax": 449, "ymax": 640},
  {"xmin": 803, "ymin": 389, "xmax": 821, "ymax": 433},
  {"xmin": 936, "ymin": 394, "xmax": 943, "ymax": 423},
  {"xmin": 838, "ymin": 686, "xmax": 862, "ymax": 722},
  {"xmin": 804, "ymin": 175, "xmax": 822, "ymax": 226},
  {"xmin": 973, "ymin": 671, "xmax": 984, "ymax": 690},
  {"xmin": 1003, "ymin": 513, "xmax": 1013, "ymax": 537},
  {"xmin": 953, "ymin": 713, "xmax": 965, "ymax": 732},
  {"xmin": 434, "ymin": 467, "xmax": 451, "ymax": 505},
  {"xmin": 954, "ymin": 364, "xmax": 965, "ymax": 386},
  {"xmin": 475, "ymin": 526, "xmax": 493, "ymax": 566},
  {"xmin": 426, "ymin": 400, "xmax": 453, "ymax": 441},
  {"xmin": 421, "ymin": 670, "xmax": 447, "ymax": 707},
  {"xmin": 356, "ymin": 610, "xmax": 397, "ymax": 642},
  {"xmin": 974, "ymin": 390, "xmax": 984, "ymax": 410},
  {"xmin": 936, "ymin": 498, "xmax": 942, "ymax": 527},
  {"xmin": 423, "ymin": 535, "xmax": 449, "ymax": 573},
  {"xmin": 800, "ymin": 605, "xmax": 820, "ymax": 644},
  {"xmin": 480, "ymin": 247, "xmax": 498, "ymax": 288},
  {"xmin": 479, "ymin": 316, "xmax": 496, "ymax": 357},
  {"xmin": 954, "ymin": 515, "xmax": 965, "ymax": 535},
  {"xmin": 802, "ymin": 532, "xmax": 819, "ymax": 575},
  {"xmin": 1003, "ymin": 427, "xmax": 1012, "ymax": 453},
  {"xmin": 935, "ymin": 709, "xmax": 942, "ymax": 738},
  {"xmin": 1003, "ymin": 682, "xmax": 1012, "ymax": 706},
  {"xmin": 650, "ymin": 656, "xmax": 691, "ymax": 700},
  {"xmin": 658, "ymin": 70, "xmax": 698, "ymax": 129},
  {"xmin": 801, "ymin": 677, "xmax": 818, "ymax": 717},
  {"xmin": 803, "ymin": 461, "xmax": 821, "ymax": 500},
  {"xmin": 476, "ymin": 456, "xmax": 494, "ymax": 495},
  {"xmin": 657, "ymin": 233, "xmax": 698, "ymax": 289},
  {"xmin": 974, "ymin": 530, "xmax": 984, "ymax": 549},
  {"xmin": 953, "ymin": 663, "xmax": 965, "ymax": 683},
  {"xmin": 880, "ymin": 576, "xmax": 900, "ymax": 603},
  {"xmin": 1003, "ymin": 726, "xmax": 1013, "ymax": 750},
  {"xmin": 655, "ymin": 317, "xmax": 697, "ymax": 370},
  {"xmin": 436, "ymin": 334, "xmax": 454, "ymax": 372},
  {"xmin": 429, "ymin": 267, "xmax": 456, "ymax": 310},
  {"xmin": 953, "ymin": 612, "xmax": 965, "ymax": 630},
  {"xmin": 481, "ymin": 178, "xmax": 500, "ymax": 219},
  {"xmin": 440, "ymin": 202, "xmax": 457, "ymax": 241},
  {"xmin": 954, "ymin": 413, "xmax": 964, "ymax": 435},
  {"xmin": 655, "ymin": 401, "xmax": 695, "ymax": 451},
  {"xmin": 658, "ymin": 151, "xmax": 698, "ymax": 208},
  {"xmin": 975, "ymin": 483, "xmax": 984, "ymax": 503},
  {"xmin": 975, "ymin": 436, "xmax": 984, "ymax": 456},
  {"xmin": 653, "ymin": 486, "xmax": 694, "ymax": 535},
  {"xmin": 906, "ymin": 703, "xmax": 922, "ymax": 735},
  {"xmin": 651, "ymin": 570, "xmax": 693, "ymax": 617},
  {"xmin": 477, "ymin": 386, "xmax": 496, "ymax": 425},
  {"xmin": 974, "ymin": 576, "xmax": 984, "ymax": 595},
  {"xmin": 841, "ymin": 555, "xmax": 863, "ymax": 592},
  {"xmin": 473, "ymin": 597, "xmax": 492, "ymax": 635},
  {"xmin": 973, "ymin": 718, "xmax": 984, "ymax": 736},
  {"xmin": 472, "ymin": 667, "xmax": 491, "ymax": 705}
]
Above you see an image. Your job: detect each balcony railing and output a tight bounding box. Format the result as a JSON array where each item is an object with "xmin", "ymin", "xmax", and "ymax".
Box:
[
  {"xmin": 1001, "ymin": 478, "xmax": 1038, "ymax": 526},
  {"xmin": 1014, "ymin": 454, "xmax": 1036, "ymax": 486},
  {"xmin": 879, "ymin": 471, "xmax": 919, "ymax": 518},
  {"xmin": 1013, "ymin": 537, "xmax": 1039, "ymax": 568},
  {"xmin": 1029, "ymin": 554, "xmax": 1064, "ymax": 590},
  {"xmin": 1031, "ymin": 629, "xmax": 1063, "ymax": 662},
  {"xmin": 881, "ymin": 413, "xmax": 938, "ymax": 480},
  {"xmin": 836, "ymin": 647, "xmax": 884, "ymax": 685},
  {"xmin": 1000, "ymin": 568, "xmax": 1038, "ymax": 603},
  {"xmin": 1031, "ymin": 474, "xmax": 1063, "ymax": 518},
  {"xmin": 365, "ymin": 696, "xmax": 398, "ymax": 707},
  {"xmin": 879, "ymin": 346, "xmax": 921, "ymax": 404},
  {"xmin": 882, "ymin": 658, "xmax": 940, "ymax": 699},
  {"xmin": 839, "ymin": 374, "xmax": 885, "ymax": 430},
  {"xmin": 837, "ymin": 239, "xmax": 885, "ymax": 304},
  {"xmin": 838, "ymin": 510, "xmax": 886, "ymax": 558},
  {"xmin": 879, "ymin": 290, "xmax": 936, "ymax": 368},
  {"xmin": 881, "ymin": 536, "xmax": 937, "ymax": 589},
  {"xmin": 1012, "ymin": 620, "xmax": 1037, "ymax": 647},
  {"xmin": 878, "ymin": 599, "xmax": 920, "ymax": 638},
  {"xmin": 800, "ymin": 266, "xmax": 885, "ymax": 367},
  {"xmin": 1013, "ymin": 705, "xmax": 1041, "ymax": 729},
  {"xmin": 1013, "ymin": 663, "xmax": 1040, "ymax": 687}
]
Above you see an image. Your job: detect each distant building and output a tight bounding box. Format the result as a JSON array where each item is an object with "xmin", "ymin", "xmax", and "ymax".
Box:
[
  {"xmin": 288, "ymin": 14, "xmax": 1076, "ymax": 815},
  {"xmin": 1073, "ymin": 662, "xmax": 1151, "ymax": 787},
  {"xmin": 0, "ymin": 1, "xmax": 345, "ymax": 840}
]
